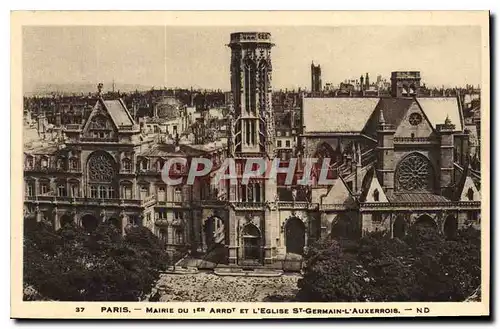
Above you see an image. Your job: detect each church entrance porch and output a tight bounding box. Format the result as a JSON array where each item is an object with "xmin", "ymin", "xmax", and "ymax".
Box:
[
  {"xmin": 240, "ymin": 223, "xmax": 262, "ymax": 266},
  {"xmin": 284, "ymin": 217, "xmax": 305, "ymax": 256}
]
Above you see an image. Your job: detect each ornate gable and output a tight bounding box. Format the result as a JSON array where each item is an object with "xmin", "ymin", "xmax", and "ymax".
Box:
[
  {"xmin": 394, "ymin": 100, "xmax": 434, "ymax": 138},
  {"xmin": 458, "ymin": 175, "xmax": 481, "ymax": 202},
  {"xmin": 82, "ymin": 100, "xmax": 118, "ymax": 140},
  {"xmin": 362, "ymin": 171, "xmax": 388, "ymax": 202}
]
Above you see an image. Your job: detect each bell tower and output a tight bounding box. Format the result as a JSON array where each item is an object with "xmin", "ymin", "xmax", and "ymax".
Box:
[
  {"xmin": 228, "ymin": 32, "xmax": 275, "ymax": 157},
  {"xmin": 226, "ymin": 32, "xmax": 278, "ymax": 266}
]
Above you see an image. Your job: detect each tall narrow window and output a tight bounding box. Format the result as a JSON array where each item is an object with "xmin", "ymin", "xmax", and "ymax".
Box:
[
  {"xmin": 39, "ymin": 181, "xmax": 49, "ymax": 195},
  {"xmin": 255, "ymin": 183, "xmax": 261, "ymax": 203},
  {"xmin": 26, "ymin": 182, "xmax": 34, "ymax": 197},
  {"xmin": 40, "ymin": 157, "xmax": 48, "ymax": 169},
  {"xmin": 90, "ymin": 185, "xmax": 98, "ymax": 198},
  {"xmin": 70, "ymin": 182, "xmax": 79, "ymax": 197},
  {"xmin": 122, "ymin": 158, "xmax": 132, "ymax": 172},
  {"xmin": 467, "ymin": 188, "xmax": 474, "ymax": 201},
  {"xmin": 57, "ymin": 183, "xmax": 67, "ymax": 197},
  {"xmin": 99, "ymin": 186, "xmax": 107, "ymax": 199},
  {"xmin": 108, "ymin": 186, "xmax": 115, "ymax": 199},
  {"xmin": 373, "ymin": 189, "xmax": 380, "ymax": 201}
]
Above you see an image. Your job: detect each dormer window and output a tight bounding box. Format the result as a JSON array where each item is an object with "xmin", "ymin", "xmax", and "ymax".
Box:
[{"xmin": 373, "ymin": 189, "xmax": 380, "ymax": 202}]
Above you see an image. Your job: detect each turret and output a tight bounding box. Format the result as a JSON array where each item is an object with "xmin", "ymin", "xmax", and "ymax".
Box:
[
  {"xmin": 436, "ymin": 115, "xmax": 456, "ymax": 194},
  {"xmin": 376, "ymin": 109, "xmax": 396, "ymax": 191}
]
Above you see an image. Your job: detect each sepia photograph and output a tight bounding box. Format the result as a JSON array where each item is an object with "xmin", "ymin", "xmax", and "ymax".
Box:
[{"xmin": 11, "ymin": 11, "xmax": 490, "ymax": 319}]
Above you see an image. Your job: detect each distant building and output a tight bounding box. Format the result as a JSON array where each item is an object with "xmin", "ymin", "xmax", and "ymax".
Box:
[
  {"xmin": 311, "ymin": 62, "xmax": 322, "ymax": 93},
  {"xmin": 391, "ymin": 71, "xmax": 421, "ymax": 97}
]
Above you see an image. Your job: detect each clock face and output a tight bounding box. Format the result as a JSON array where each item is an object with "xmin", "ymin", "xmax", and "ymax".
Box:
[{"xmin": 409, "ymin": 113, "xmax": 423, "ymax": 126}]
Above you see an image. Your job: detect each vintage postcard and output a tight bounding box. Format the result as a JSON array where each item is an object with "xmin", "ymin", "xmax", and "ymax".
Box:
[{"xmin": 11, "ymin": 11, "xmax": 490, "ymax": 319}]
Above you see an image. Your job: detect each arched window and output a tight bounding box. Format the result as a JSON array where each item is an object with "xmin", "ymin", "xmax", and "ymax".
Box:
[
  {"xmin": 255, "ymin": 183, "xmax": 261, "ymax": 203},
  {"xmin": 244, "ymin": 58, "xmax": 256, "ymax": 114},
  {"xmin": 90, "ymin": 185, "xmax": 98, "ymax": 198},
  {"xmin": 395, "ymin": 153, "xmax": 434, "ymax": 192},
  {"xmin": 69, "ymin": 180, "xmax": 80, "ymax": 197},
  {"xmin": 467, "ymin": 188, "xmax": 474, "ymax": 201},
  {"xmin": 373, "ymin": 189, "xmax": 380, "ymax": 202},
  {"xmin": 138, "ymin": 157, "xmax": 149, "ymax": 171}
]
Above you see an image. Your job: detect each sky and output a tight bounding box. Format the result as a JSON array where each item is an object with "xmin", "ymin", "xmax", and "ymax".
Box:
[{"xmin": 22, "ymin": 25, "xmax": 482, "ymax": 93}]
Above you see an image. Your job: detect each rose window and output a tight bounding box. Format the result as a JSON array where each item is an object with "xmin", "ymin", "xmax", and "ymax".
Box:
[
  {"xmin": 88, "ymin": 152, "xmax": 115, "ymax": 182},
  {"xmin": 408, "ymin": 113, "xmax": 422, "ymax": 126},
  {"xmin": 396, "ymin": 153, "xmax": 433, "ymax": 191}
]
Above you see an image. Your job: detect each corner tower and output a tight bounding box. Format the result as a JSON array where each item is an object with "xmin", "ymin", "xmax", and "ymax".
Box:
[{"xmin": 228, "ymin": 32, "xmax": 275, "ymax": 156}]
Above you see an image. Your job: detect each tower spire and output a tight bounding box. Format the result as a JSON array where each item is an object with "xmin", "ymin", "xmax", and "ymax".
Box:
[{"xmin": 379, "ymin": 109, "xmax": 385, "ymax": 124}]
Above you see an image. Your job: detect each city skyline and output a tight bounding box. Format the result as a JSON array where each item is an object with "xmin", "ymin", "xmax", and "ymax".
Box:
[{"xmin": 23, "ymin": 25, "xmax": 482, "ymax": 94}]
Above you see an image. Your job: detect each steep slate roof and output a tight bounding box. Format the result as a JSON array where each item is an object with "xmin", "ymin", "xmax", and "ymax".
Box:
[
  {"xmin": 416, "ymin": 97, "xmax": 463, "ymax": 132},
  {"xmin": 102, "ymin": 100, "xmax": 135, "ymax": 127},
  {"xmin": 25, "ymin": 144, "xmax": 60, "ymax": 155},
  {"xmin": 387, "ymin": 193, "xmax": 451, "ymax": 203},
  {"xmin": 139, "ymin": 143, "xmax": 208, "ymax": 157},
  {"xmin": 303, "ymin": 97, "xmax": 379, "ymax": 133}
]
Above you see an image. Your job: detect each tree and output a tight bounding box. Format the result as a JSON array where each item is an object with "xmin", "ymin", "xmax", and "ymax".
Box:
[
  {"xmin": 297, "ymin": 238, "xmax": 365, "ymax": 302},
  {"xmin": 23, "ymin": 219, "xmax": 170, "ymax": 301},
  {"xmin": 297, "ymin": 227, "xmax": 481, "ymax": 302}
]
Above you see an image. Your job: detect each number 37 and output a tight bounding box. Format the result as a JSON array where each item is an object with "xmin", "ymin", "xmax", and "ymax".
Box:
[{"xmin": 76, "ymin": 307, "xmax": 85, "ymax": 312}]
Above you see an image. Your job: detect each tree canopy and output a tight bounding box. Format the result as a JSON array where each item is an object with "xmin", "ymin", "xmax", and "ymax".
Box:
[
  {"xmin": 298, "ymin": 226, "xmax": 481, "ymax": 302},
  {"xmin": 24, "ymin": 219, "xmax": 170, "ymax": 301}
]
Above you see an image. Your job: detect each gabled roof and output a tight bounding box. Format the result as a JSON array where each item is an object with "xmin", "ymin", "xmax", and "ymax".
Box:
[
  {"xmin": 321, "ymin": 177, "xmax": 356, "ymax": 206},
  {"xmin": 453, "ymin": 162, "xmax": 481, "ymax": 201},
  {"xmin": 363, "ymin": 98, "xmax": 415, "ymax": 136},
  {"xmin": 359, "ymin": 167, "xmax": 388, "ymax": 202},
  {"xmin": 303, "ymin": 97, "xmax": 379, "ymax": 133},
  {"xmin": 416, "ymin": 97, "xmax": 463, "ymax": 132},
  {"xmin": 102, "ymin": 99, "xmax": 135, "ymax": 127}
]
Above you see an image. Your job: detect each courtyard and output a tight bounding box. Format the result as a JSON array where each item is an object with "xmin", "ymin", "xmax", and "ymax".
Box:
[{"xmin": 150, "ymin": 272, "xmax": 301, "ymax": 302}]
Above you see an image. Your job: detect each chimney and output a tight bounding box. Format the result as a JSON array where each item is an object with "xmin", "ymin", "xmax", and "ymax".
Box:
[{"xmin": 97, "ymin": 83, "xmax": 103, "ymax": 98}]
